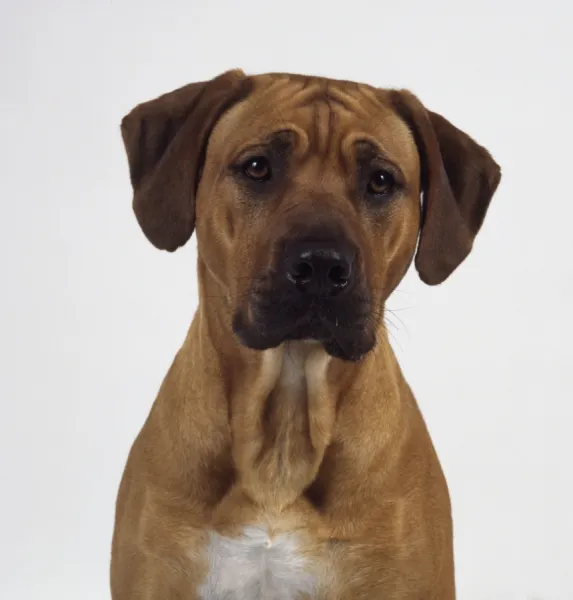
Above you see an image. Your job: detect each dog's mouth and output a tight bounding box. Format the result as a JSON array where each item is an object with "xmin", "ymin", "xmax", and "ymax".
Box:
[{"xmin": 232, "ymin": 290, "xmax": 376, "ymax": 362}]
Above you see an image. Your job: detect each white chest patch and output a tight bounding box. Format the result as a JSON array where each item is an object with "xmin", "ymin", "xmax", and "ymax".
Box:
[{"xmin": 198, "ymin": 526, "xmax": 316, "ymax": 599}]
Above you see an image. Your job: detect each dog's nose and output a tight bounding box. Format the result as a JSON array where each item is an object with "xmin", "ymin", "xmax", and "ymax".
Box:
[{"xmin": 286, "ymin": 244, "xmax": 354, "ymax": 296}]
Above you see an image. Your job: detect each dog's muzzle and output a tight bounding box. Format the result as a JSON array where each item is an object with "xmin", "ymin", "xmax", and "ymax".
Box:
[{"xmin": 233, "ymin": 233, "xmax": 376, "ymax": 362}]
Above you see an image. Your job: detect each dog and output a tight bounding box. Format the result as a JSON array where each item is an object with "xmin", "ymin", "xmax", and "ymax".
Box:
[{"xmin": 111, "ymin": 69, "xmax": 501, "ymax": 599}]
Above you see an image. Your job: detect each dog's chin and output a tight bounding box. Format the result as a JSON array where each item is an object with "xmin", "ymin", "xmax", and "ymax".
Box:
[{"xmin": 232, "ymin": 311, "xmax": 375, "ymax": 362}]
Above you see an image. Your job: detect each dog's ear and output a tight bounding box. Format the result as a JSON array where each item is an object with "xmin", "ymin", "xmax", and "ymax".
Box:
[
  {"xmin": 121, "ymin": 69, "xmax": 250, "ymax": 251},
  {"xmin": 390, "ymin": 91, "xmax": 501, "ymax": 285}
]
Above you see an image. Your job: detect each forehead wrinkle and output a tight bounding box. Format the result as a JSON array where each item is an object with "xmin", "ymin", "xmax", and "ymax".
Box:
[
  {"xmin": 301, "ymin": 82, "xmax": 400, "ymax": 165},
  {"xmin": 253, "ymin": 76, "xmax": 301, "ymax": 103},
  {"xmin": 254, "ymin": 77, "xmax": 321, "ymax": 112},
  {"xmin": 207, "ymin": 89, "xmax": 303, "ymax": 162},
  {"xmin": 337, "ymin": 104, "xmax": 419, "ymax": 174},
  {"xmin": 324, "ymin": 85, "xmax": 375, "ymax": 120},
  {"xmin": 245, "ymin": 83, "xmax": 311, "ymax": 145},
  {"xmin": 283, "ymin": 82, "xmax": 327, "ymax": 111},
  {"xmin": 310, "ymin": 98, "xmax": 333, "ymax": 157},
  {"xmin": 355, "ymin": 85, "xmax": 389, "ymax": 113},
  {"xmin": 210, "ymin": 77, "xmax": 418, "ymax": 178}
]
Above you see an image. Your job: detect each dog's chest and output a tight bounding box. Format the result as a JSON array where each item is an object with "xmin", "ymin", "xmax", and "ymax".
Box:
[{"xmin": 197, "ymin": 526, "xmax": 318, "ymax": 599}]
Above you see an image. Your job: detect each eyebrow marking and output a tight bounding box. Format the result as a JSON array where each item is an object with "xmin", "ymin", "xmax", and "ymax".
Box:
[
  {"xmin": 356, "ymin": 139, "xmax": 387, "ymax": 157},
  {"xmin": 233, "ymin": 130, "xmax": 294, "ymax": 160},
  {"xmin": 352, "ymin": 137, "xmax": 397, "ymax": 164}
]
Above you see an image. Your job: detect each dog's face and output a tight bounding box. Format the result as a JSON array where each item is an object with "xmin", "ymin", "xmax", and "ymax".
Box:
[
  {"xmin": 121, "ymin": 70, "xmax": 501, "ymax": 361},
  {"xmin": 196, "ymin": 76, "xmax": 422, "ymax": 360}
]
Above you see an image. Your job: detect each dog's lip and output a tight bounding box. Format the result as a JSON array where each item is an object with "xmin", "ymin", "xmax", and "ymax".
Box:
[
  {"xmin": 248, "ymin": 295, "xmax": 371, "ymax": 339},
  {"xmin": 236, "ymin": 288, "xmax": 374, "ymax": 360},
  {"xmin": 252, "ymin": 291, "xmax": 369, "ymax": 322},
  {"xmin": 234, "ymin": 306, "xmax": 373, "ymax": 361}
]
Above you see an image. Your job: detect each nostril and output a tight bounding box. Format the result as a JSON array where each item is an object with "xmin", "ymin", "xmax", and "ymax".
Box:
[
  {"xmin": 287, "ymin": 260, "xmax": 314, "ymax": 286},
  {"xmin": 328, "ymin": 262, "xmax": 351, "ymax": 289},
  {"xmin": 329, "ymin": 264, "xmax": 348, "ymax": 284}
]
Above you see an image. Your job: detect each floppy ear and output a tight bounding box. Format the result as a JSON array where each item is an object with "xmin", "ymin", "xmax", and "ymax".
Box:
[
  {"xmin": 390, "ymin": 91, "xmax": 501, "ymax": 285},
  {"xmin": 121, "ymin": 69, "xmax": 250, "ymax": 251}
]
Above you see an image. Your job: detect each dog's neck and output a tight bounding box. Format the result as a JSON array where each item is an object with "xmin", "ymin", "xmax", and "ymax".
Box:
[
  {"xmin": 229, "ymin": 339, "xmax": 336, "ymax": 509},
  {"xmin": 160, "ymin": 260, "xmax": 406, "ymax": 511}
]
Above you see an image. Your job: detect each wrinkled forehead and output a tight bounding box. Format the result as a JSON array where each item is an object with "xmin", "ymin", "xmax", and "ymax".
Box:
[{"xmin": 209, "ymin": 74, "xmax": 420, "ymax": 178}]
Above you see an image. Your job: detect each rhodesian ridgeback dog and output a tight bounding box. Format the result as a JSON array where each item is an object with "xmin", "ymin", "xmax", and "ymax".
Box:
[{"xmin": 111, "ymin": 69, "xmax": 501, "ymax": 599}]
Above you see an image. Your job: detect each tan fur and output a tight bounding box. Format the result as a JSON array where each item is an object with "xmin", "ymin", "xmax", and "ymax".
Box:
[{"xmin": 111, "ymin": 71, "xmax": 501, "ymax": 599}]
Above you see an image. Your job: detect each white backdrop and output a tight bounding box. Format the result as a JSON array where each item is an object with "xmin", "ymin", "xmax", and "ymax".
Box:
[{"xmin": 1, "ymin": 1, "xmax": 572, "ymax": 598}]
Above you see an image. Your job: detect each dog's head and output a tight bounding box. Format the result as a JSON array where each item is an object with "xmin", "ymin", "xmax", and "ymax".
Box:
[{"xmin": 121, "ymin": 70, "xmax": 500, "ymax": 361}]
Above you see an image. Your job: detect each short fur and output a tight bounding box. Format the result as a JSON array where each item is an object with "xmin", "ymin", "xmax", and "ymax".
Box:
[{"xmin": 111, "ymin": 70, "xmax": 501, "ymax": 599}]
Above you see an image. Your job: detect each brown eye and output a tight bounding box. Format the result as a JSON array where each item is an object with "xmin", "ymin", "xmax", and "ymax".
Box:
[
  {"xmin": 242, "ymin": 156, "xmax": 271, "ymax": 181},
  {"xmin": 367, "ymin": 170, "xmax": 395, "ymax": 196}
]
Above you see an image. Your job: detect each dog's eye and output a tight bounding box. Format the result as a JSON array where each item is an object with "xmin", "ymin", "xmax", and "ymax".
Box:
[
  {"xmin": 242, "ymin": 157, "xmax": 272, "ymax": 182},
  {"xmin": 367, "ymin": 170, "xmax": 395, "ymax": 196}
]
